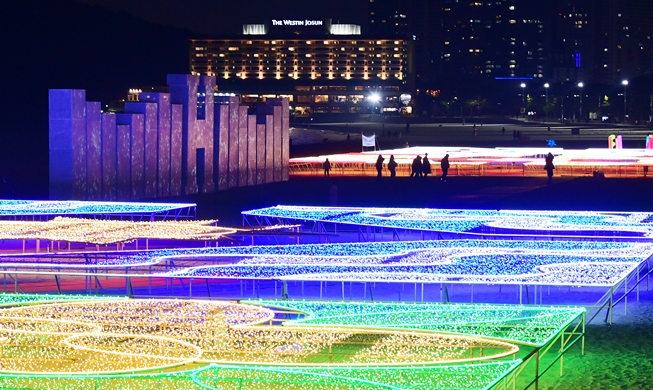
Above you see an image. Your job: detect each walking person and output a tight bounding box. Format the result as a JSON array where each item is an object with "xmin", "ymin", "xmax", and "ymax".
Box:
[
  {"xmin": 323, "ymin": 158, "xmax": 331, "ymax": 177},
  {"xmin": 375, "ymin": 155, "xmax": 385, "ymax": 178},
  {"xmin": 544, "ymin": 152, "xmax": 555, "ymax": 182},
  {"xmin": 387, "ymin": 155, "xmax": 398, "ymax": 177},
  {"xmin": 422, "ymin": 153, "xmax": 432, "ymax": 178},
  {"xmin": 502, "ymin": 127, "xmax": 506, "ymax": 135},
  {"xmin": 440, "ymin": 154, "xmax": 450, "ymax": 181},
  {"xmin": 410, "ymin": 155, "xmax": 423, "ymax": 178}
]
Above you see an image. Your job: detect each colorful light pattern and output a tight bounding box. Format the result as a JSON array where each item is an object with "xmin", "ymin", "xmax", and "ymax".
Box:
[
  {"xmin": 0, "ymin": 295, "xmax": 586, "ymax": 389},
  {"xmin": 0, "ymin": 299, "xmax": 518, "ymax": 373},
  {"xmin": 289, "ymin": 146, "xmax": 653, "ymax": 178},
  {"xmin": 160, "ymin": 240, "xmax": 651, "ymax": 287},
  {"xmin": 0, "ymin": 217, "xmax": 237, "ymax": 245},
  {"xmin": 0, "ymin": 239, "xmax": 647, "ymax": 287},
  {"xmin": 245, "ymin": 300, "xmax": 585, "ymax": 347},
  {"xmin": 0, "ymin": 200, "xmax": 195, "ymax": 217},
  {"xmin": 0, "ymin": 361, "xmax": 522, "ymax": 389},
  {"xmin": 243, "ymin": 205, "xmax": 653, "ymax": 237}
]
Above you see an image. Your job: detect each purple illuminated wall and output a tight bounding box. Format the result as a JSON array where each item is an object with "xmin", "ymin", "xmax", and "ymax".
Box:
[
  {"xmin": 49, "ymin": 75, "xmax": 288, "ymax": 200},
  {"xmin": 86, "ymin": 102, "xmax": 102, "ymax": 200},
  {"xmin": 101, "ymin": 114, "xmax": 116, "ymax": 200}
]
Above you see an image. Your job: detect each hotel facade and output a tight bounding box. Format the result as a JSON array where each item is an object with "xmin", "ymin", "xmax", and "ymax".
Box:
[{"xmin": 189, "ymin": 19, "xmax": 414, "ymax": 117}]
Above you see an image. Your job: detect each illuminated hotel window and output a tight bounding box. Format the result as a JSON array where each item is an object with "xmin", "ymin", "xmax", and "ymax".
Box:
[
  {"xmin": 228, "ymin": 47, "xmax": 238, "ymax": 51},
  {"xmin": 314, "ymin": 95, "xmax": 329, "ymax": 103}
]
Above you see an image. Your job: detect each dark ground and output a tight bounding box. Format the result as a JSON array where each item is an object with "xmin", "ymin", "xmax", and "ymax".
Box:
[{"xmin": 190, "ymin": 175, "xmax": 653, "ymax": 226}]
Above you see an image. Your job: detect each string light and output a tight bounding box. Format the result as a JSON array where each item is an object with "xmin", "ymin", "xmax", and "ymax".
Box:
[
  {"xmin": 0, "ymin": 200, "xmax": 195, "ymax": 217},
  {"xmin": 245, "ymin": 300, "xmax": 585, "ymax": 347},
  {"xmin": 242, "ymin": 206, "xmax": 653, "ymax": 237},
  {"xmin": 288, "ymin": 146, "xmax": 653, "ymax": 178},
  {"xmin": 0, "ymin": 217, "xmax": 238, "ymax": 245},
  {"xmin": 161, "ymin": 240, "xmax": 651, "ymax": 287},
  {"xmin": 0, "ymin": 296, "xmax": 587, "ymax": 388}
]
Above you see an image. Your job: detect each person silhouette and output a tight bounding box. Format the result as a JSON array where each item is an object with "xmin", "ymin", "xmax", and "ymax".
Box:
[
  {"xmin": 323, "ymin": 158, "xmax": 331, "ymax": 177},
  {"xmin": 410, "ymin": 155, "xmax": 422, "ymax": 178},
  {"xmin": 502, "ymin": 127, "xmax": 506, "ymax": 135},
  {"xmin": 422, "ymin": 153, "xmax": 432, "ymax": 178},
  {"xmin": 375, "ymin": 155, "xmax": 385, "ymax": 178},
  {"xmin": 387, "ymin": 155, "xmax": 398, "ymax": 177},
  {"xmin": 440, "ymin": 154, "xmax": 450, "ymax": 181},
  {"xmin": 544, "ymin": 152, "xmax": 555, "ymax": 182}
]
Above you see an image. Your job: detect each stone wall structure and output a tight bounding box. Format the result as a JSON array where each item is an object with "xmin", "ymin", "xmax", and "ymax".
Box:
[{"xmin": 49, "ymin": 74, "xmax": 289, "ymax": 200}]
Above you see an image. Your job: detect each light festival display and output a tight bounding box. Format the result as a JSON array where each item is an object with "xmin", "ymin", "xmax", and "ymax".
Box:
[
  {"xmin": 0, "ymin": 239, "xmax": 649, "ymax": 288},
  {"xmin": 0, "ymin": 217, "xmax": 238, "ymax": 245},
  {"xmin": 161, "ymin": 240, "xmax": 651, "ymax": 287},
  {"xmin": 243, "ymin": 205, "xmax": 653, "ymax": 238},
  {"xmin": 0, "ymin": 200, "xmax": 196, "ymax": 218},
  {"xmin": 289, "ymin": 146, "xmax": 653, "ymax": 178},
  {"xmin": 0, "ymin": 295, "xmax": 585, "ymax": 389}
]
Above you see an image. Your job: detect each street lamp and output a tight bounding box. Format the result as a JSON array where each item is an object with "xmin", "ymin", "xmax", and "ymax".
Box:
[
  {"xmin": 544, "ymin": 83, "xmax": 549, "ymax": 123},
  {"xmin": 368, "ymin": 92, "xmax": 381, "ymax": 114},
  {"xmin": 577, "ymin": 82, "xmax": 584, "ymax": 121},
  {"xmin": 622, "ymin": 80, "xmax": 628, "ymax": 124},
  {"xmin": 520, "ymin": 83, "xmax": 526, "ymax": 117}
]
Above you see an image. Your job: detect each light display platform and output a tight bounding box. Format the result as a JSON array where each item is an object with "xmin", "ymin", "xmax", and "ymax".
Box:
[
  {"xmin": 1, "ymin": 240, "xmax": 649, "ymax": 288},
  {"xmin": 243, "ymin": 205, "xmax": 653, "ymax": 239},
  {"xmin": 0, "ymin": 200, "xmax": 196, "ymax": 220},
  {"xmin": 161, "ymin": 240, "xmax": 651, "ymax": 287},
  {"xmin": 0, "ymin": 217, "xmax": 237, "ymax": 246},
  {"xmin": 289, "ymin": 146, "xmax": 653, "ymax": 178},
  {"xmin": 0, "ymin": 294, "xmax": 585, "ymax": 389}
]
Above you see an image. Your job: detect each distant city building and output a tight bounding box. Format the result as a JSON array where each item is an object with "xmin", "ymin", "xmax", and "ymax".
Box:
[
  {"xmin": 190, "ymin": 18, "xmax": 414, "ymax": 117},
  {"xmin": 550, "ymin": 0, "xmax": 652, "ymax": 85},
  {"xmin": 437, "ymin": 1, "xmax": 550, "ymax": 82}
]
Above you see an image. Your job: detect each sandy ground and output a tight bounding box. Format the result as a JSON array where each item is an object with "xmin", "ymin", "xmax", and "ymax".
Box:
[{"xmin": 183, "ymin": 120, "xmax": 653, "ymax": 389}]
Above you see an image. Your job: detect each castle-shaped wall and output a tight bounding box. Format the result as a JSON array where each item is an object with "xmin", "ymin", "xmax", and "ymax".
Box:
[{"xmin": 49, "ymin": 74, "xmax": 289, "ymax": 200}]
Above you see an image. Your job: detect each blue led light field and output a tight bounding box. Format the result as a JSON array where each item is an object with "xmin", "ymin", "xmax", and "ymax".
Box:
[{"xmin": 242, "ymin": 206, "xmax": 653, "ymax": 238}]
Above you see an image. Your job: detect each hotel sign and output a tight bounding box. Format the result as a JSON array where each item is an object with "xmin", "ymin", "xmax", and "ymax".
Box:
[{"xmin": 271, "ymin": 19, "xmax": 324, "ymax": 26}]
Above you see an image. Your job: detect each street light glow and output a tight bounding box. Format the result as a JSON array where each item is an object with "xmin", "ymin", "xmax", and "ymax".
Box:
[
  {"xmin": 368, "ymin": 93, "xmax": 381, "ymax": 103},
  {"xmin": 544, "ymin": 83, "xmax": 549, "ymax": 88},
  {"xmin": 622, "ymin": 80, "xmax": 628, "ymax": 86},
  {"xmin": 577, "ymin": 82, "xmax": 583, "ymax": 88}
]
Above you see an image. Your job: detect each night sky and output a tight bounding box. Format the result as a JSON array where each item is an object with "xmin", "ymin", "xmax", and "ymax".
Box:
[{"xmin": 75, "ymin": 0, "xmax": 367, "ymax": 35}]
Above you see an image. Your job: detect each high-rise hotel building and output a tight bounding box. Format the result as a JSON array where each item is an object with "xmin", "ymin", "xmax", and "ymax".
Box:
[{"xmin": 190, "ymin": 19, "xmax": 413, "ymax": 116}]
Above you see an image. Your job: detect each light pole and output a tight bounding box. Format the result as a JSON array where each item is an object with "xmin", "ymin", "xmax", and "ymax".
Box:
[
  {"xmin": 520, "ymin": 83, "xmax": 526, "ymax": 118},
  {"xmin": 622, "ymin": 80, "xmax": 628, "ymax": 124},
  {"xmin": 577, "ymin": 82, "xmax": 584, "ymax": 121},
  {"xmin": 544, "ymin": 83, "xmax": 549, "ymax": 123}
]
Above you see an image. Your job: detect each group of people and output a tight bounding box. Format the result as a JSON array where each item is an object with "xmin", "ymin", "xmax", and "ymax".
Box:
[
  {"xmin": 325, "ymin": 154, "xmax": 450, "ymax": 180},
  {"xmin": 325, "ymin": 153, "xmax": 553, "ymax": 182}
]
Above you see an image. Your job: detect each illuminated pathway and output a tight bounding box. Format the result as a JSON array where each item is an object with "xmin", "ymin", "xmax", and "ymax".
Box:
[
  {"xmin": 0, "ymin": 293, "xmax": 585, "ymax": 389},
  {"xmin": 290, "ymin": 146, "xmax": 653, "ymax": 178}
]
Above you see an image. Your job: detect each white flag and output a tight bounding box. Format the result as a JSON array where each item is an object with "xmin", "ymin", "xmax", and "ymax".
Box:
[{"xmin": 362, "ymin": 134, "xmax": 376, "ymax": 147}]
